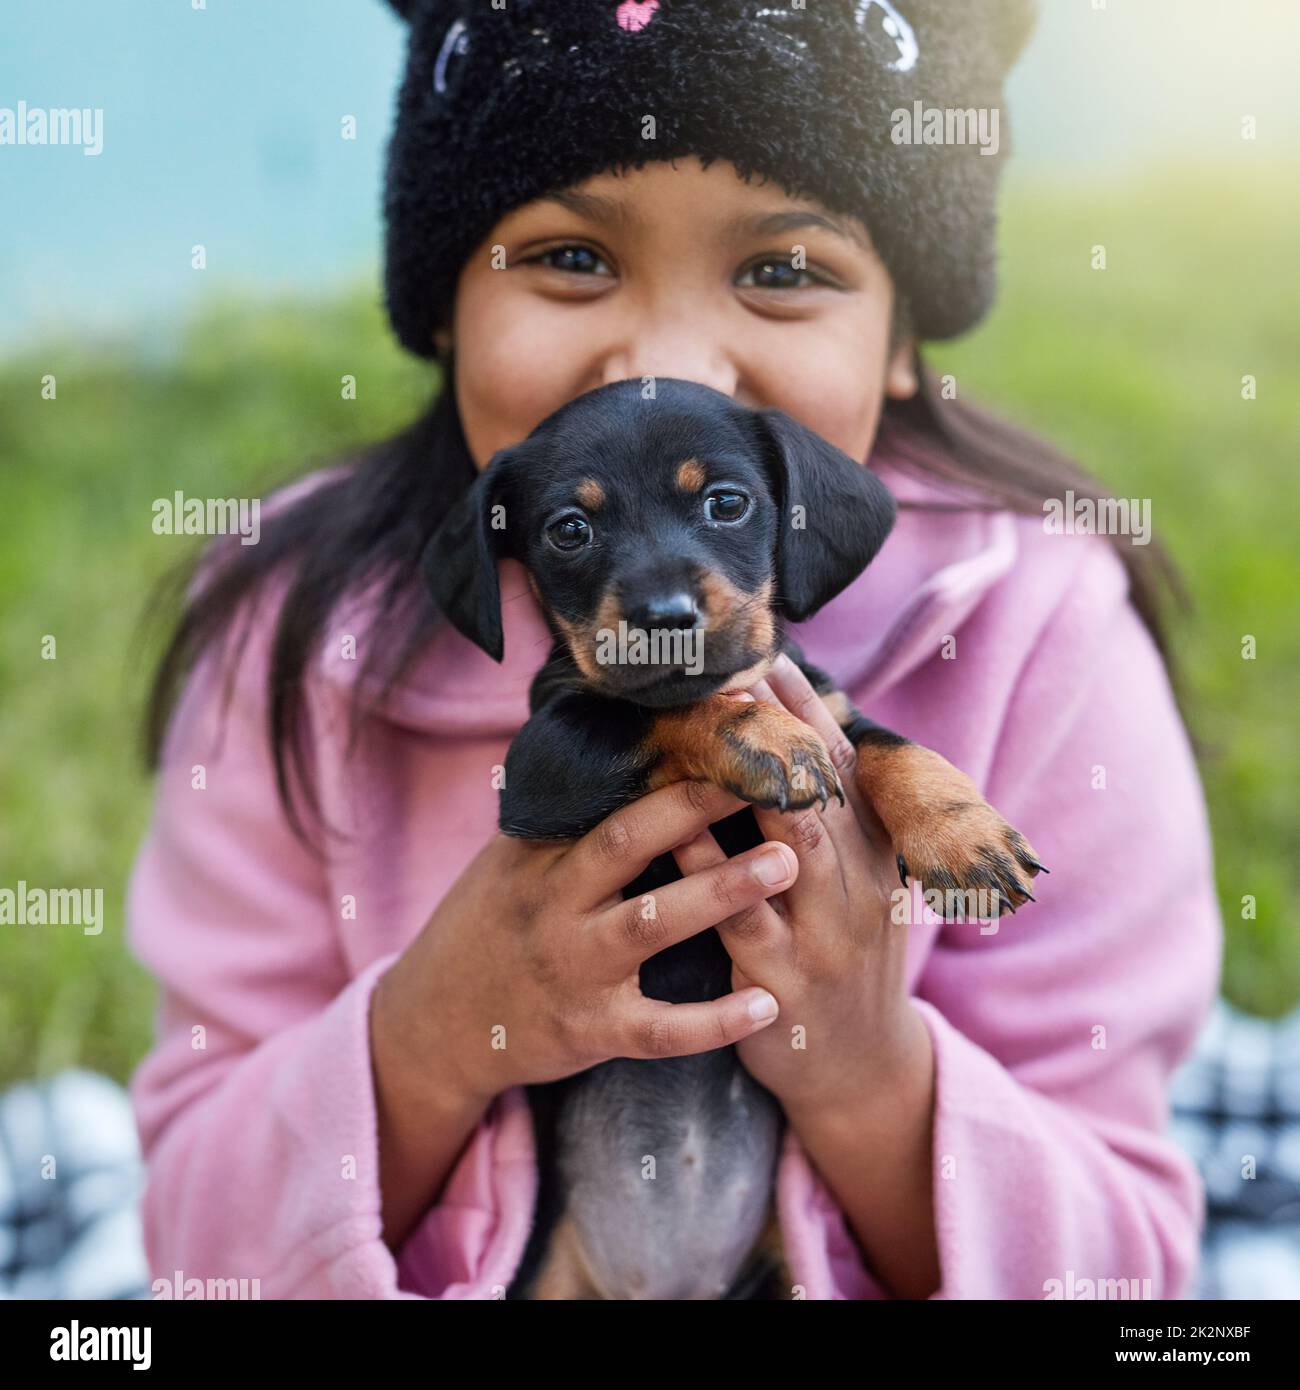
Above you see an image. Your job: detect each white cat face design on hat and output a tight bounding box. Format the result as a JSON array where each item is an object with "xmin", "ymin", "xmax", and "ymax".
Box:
[
  {"xmin": 431, "ymin": 1, "xmax": 920, "ymax": 100},
  {"xmin": 433, "ymin": 17, "xmax": 470, "ymax": 96},
  {"xmin": 853, "ymin": 0, "xmax": 919, "ymax": 72},
  {"xmin": 750, "ymin": 3, "xmax": 919, "ymax": 70}
]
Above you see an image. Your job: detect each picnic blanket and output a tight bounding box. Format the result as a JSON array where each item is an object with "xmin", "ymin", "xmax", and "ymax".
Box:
[
  {"xmin": 1168, "ymin": 998, "xmax": 1300, "ymax": 1299},
  {"xmin": 3, "ymin": 998, "xmax": 1298, "ymax": 1300},
  {"xmin": 0, "ymin": 1069, "xmax": 149, "ymax": 1299}
]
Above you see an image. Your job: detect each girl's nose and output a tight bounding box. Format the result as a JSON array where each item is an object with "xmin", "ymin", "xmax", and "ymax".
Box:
[
  {"xmin": 602, "ymin": 361, "xmax": 739, "ymax": 400},
  {"xmin": 599, "ymin": 334, "xmax": 740, "ymax": 402}
]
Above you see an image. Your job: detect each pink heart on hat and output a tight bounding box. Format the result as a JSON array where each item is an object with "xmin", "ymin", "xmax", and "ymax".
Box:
[{"xmin": 616, "ymin": 0, "xmax": 660, "ymax": 33}]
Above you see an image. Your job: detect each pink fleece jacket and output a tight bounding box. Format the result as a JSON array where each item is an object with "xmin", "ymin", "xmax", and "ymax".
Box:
[{"xmin": 125, "ymin": 444, "xmax": 1222, "ymax": 1300}]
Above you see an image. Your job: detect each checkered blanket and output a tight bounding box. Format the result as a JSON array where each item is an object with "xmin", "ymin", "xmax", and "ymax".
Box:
[
  {"xmin": 4, "ymin": 998, "xmax": 1299, "ymax": 1299},
  {"xmin": 1170, "ymin": 998, "xmax": 1300, "ymax": 1299},
  {"xmin": 0, "ymin": 1070, "xmax": 149, "ymax": 1299}
]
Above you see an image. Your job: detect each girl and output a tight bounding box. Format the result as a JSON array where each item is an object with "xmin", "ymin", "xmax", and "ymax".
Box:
[{"xmin": 127, "ymin": 0, "xmax": 1221, "ymax": 1299}]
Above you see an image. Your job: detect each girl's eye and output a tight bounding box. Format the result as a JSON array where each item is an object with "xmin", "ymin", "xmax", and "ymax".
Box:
[
  {"xmin": 546, "ymin": 513, "xmax": 593, "ymax": 551},
  {"xmin": 530, "ymin": 245, "xmax": 613, "ymax": 277},
  {"xmin": 704, "ymin": 491, "xmax": 751, "ymax": 523},
  {"xmin": 736, "ymin": 256, "xmax": 825, "ymax": 291}
]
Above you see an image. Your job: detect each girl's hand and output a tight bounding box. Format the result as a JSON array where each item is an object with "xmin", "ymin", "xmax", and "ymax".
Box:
[
  {"xmin": 374, "ymin": 778, "xmax": 798, "ymax": 1111},
  {"xmin": 672, "ymin": 654, "xmax": 921, "ymax": 1122},
  {"xmin": 370, "ymin": 778, "xmax": 800, "ymax": 1249}
]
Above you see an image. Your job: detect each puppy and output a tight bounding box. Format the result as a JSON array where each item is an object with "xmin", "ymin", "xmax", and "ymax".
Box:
[{"xmin": 422, "ymin": 377, "xmax": 1044, "ymax": 1300}]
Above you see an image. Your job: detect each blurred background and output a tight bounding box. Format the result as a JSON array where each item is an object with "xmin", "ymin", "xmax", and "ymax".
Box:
[{"xmin": 1, "ymin": 0, "xmax": 1297, "ymax": 1299}]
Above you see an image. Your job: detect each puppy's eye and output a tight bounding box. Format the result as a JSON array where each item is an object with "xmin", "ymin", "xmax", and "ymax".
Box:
[
  {"xmin": 704, "ymin": 490, "xmax": 751, "ymax": 523},
  {"xmin": 545, "ymin": 513, "xmax": 593, "ymax": 551}
]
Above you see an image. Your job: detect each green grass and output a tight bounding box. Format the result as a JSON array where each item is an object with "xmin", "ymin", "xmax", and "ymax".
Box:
[
  {"xmin": 2, "ymin": 168, "xmax": 1297, "ymax": 1089},
  {"xmin": 0, "ymin": 292, "xmax": 435, "ymax": 1087},
  {"xmin": 930, "ymin": 164, "xmax": 1300, "ymax": 1016}
]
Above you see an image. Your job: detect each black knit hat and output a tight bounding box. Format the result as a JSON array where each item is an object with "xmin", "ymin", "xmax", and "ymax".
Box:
[{"xmin": 381, "ymin": 0, "xmax": 1036, "ymax": 357}]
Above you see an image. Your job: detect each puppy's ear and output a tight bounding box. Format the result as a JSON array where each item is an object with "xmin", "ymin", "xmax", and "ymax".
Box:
[
  {"xmin": 421, "ymin": 451, "xmax": 518, "ymax": 662},
  {"xmin": 755, "ymin": 408, "xmax": 897, "ymax": 622},
  {"xmin": 382, "ymin": 0, "xmax": 418, "ymax": 21}
]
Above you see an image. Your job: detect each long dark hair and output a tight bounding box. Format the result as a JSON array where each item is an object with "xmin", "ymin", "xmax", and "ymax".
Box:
[{"xmin": 143, "ymin": 349, "xmax": 1191, "ymax": 853}]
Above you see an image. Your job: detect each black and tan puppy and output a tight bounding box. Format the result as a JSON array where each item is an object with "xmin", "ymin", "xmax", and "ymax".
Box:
[{"xmin": 422, "ymin": 377, "xmax": 1044, "ymax": 1300}]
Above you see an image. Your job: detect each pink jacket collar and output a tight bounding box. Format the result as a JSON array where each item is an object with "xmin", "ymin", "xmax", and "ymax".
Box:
[{"xmin": 314, "ymin": 455, "xmax": 1020, "ymax": 734}]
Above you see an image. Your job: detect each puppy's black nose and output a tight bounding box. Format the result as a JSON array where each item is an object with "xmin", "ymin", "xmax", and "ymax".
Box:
[{"xmin": 627, "ymin": 592, "xmax": 701, "ymax": 631}]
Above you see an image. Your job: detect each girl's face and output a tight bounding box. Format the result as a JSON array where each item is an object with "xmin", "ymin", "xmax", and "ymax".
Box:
[{"xmin": 444, "ymin": 156, "xmax": 917, "ymax": 472}]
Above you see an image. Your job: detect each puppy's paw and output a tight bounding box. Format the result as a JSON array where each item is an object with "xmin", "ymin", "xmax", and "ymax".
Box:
[
  {"xmin": 856, "ymin": 743, "xmax": 1046, "ymax": 917},
  {"xmin": 717, "ymin": 702, "xmax": 845, "ymax": 812}
]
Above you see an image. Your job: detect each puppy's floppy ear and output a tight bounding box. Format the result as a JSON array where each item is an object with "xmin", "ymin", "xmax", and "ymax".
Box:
[
  {"xmin": 421, "ymin": 450, "xmax": 519, "ymax": 662},
  {"xmin": 755, "ymin": 407, "xmax": 897, "ymax": 622},
  {"xmin": 382, "ymin": 0, "xmax": 418, "ymax": 21}
]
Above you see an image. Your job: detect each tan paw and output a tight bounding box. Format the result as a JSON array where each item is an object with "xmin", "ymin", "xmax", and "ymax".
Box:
[
  {"xmin": 855, "ymin": 743, "xmax": 1046, "ymax": 916},
  {"xmin": 715, "ymin": 702, "xmax": 845, "ymax": 812}
]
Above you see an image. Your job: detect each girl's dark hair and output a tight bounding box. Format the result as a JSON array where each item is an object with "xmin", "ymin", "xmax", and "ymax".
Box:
[{"xmin": 143, "ymin": 348, "xmax": 1190, "ymax": 853}]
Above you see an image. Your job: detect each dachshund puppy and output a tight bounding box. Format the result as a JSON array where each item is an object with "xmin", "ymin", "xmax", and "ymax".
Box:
[{"xmin": 422, "ymin": 377, "xmax": 1044, "ymax": 1300}]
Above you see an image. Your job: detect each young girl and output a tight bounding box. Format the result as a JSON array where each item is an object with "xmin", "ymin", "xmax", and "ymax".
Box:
[{"xmin": 127, "ymin": 0, "xmax": 1222, "ymax": 1299}]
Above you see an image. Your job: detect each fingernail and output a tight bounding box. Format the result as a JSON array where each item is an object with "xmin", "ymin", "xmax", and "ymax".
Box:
[
  {"xmin": 747, "ymin": 990, "xmax": 779, "ymax": 1022},
  {"xmin": 752, "ymin": 846, "xmax": 794, "ymax": 886}
]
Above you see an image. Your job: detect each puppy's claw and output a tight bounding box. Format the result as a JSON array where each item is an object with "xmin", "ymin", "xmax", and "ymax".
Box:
[
  {"xmin": 1012, "ymin": 841, "xmax": 1049, "ymax": 876},
  {"xmin": 801, "ymin": 759, "xmax": 842, "ymax": 814},
  {"xmin": 897, "ymin": 854, "xmax": 910, "ymax": 888}
]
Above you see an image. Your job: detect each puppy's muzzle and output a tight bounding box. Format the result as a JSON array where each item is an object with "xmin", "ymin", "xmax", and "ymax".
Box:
[
  {"xmin": 566, "ymin": 570, "xmax": 775, "ymax": 705},
  {"xmin": 623, "ymin": 589, "xmax": 702, "ymax": 634}
]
